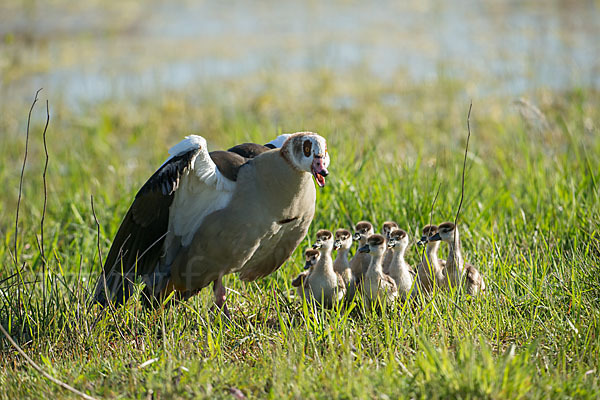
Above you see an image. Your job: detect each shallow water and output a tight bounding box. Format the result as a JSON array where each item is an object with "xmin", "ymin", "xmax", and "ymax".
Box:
[{"xmin": 1, "ymin": 0, "xmax": 598, "ymax": 109}]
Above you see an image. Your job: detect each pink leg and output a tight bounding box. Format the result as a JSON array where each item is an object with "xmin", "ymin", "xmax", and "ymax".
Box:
[{"xmin": 212, "ymin": 276, "xmax": 231, "ymax": 319}]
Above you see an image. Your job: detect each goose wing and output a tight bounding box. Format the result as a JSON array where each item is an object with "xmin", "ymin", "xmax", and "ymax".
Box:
[{"xmin": 92, "ymin": 135, "xmax": 239, "ymax": 306}]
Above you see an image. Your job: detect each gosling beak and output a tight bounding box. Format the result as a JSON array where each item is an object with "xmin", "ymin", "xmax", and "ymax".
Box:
[
  {"xmin": 417, "ymin": 235, "xmax": 428, "ymax": 246},
  {"xmin": 358, "ymin": 244, "xmax": 370, "ymax": 253},
  {"xmin": 334, "ymin": 240, "xmax": 341, "ymax": 250},
  {"xmin": 427, "ymin": 232, "xmax": 442, "ymax": 242},
  {"xmin": 312, "ymin": 241, "xmax": 323, "ymax": 249},
  {"xmin": 304, "ymin": 261, "xmax": 311, "ymax": 270},
  {"xmin": 353, "ymin": 233, "xmax": 361, "ymax": 241},
  {"xmin": 387, "ymin": 240, "xmax": 396, "ymax": 249}
]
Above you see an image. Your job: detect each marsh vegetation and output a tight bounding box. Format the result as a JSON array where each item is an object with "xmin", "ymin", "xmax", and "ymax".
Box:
[{"xmin": 1, "ymin": 1, "xmax": 599, "ymax": 398}]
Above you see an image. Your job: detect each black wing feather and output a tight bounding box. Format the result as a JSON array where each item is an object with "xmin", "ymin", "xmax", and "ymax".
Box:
[
  {"xmin": 91, "ymin": 148, "xmax": 199, "ymax": 307},
  {"xmin": 227, "ymin": 142, "xmax": 271, "ymax": 159}
]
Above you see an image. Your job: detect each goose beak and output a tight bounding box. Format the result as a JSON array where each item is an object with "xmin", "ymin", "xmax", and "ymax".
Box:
[
  {"xmin": 353, "ymin": 233, "xmax": 361, "ymax": 241},
  {"xmin": 312, "ymin": 241, "xmax": 323, "ymax": 249},
  {"xmin": 358, "ymin": 244, "xmax": 370, "ymax": 253},
  {"xmin": 334, "ymin": 240, "xmax": 341, "ymax": 250},
  {"xmin": 427, "ymin": 232, "xmax": 442, "ymax": 242},
  {"xmin": 311, "ymin": 156, "xmax": 328, "ymax": 188}
]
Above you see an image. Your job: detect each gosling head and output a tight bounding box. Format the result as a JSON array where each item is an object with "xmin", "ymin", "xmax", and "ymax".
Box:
[
  {"xmin": 382, "ymin": 221, "xmax": 399, "ymax": 239},
  {"xmin": 387, "ymin": 228, "xmax": 409, "ymax": 252},
  {"xmin": 353, "ymin": 221, "xmax": 374, "ymax": 242},
  {"xmin": 334, "ymin": 228, "xmax": 353, "ymax": 251},
  {"xmin": 312, "ymin": 229, "xmax": 334, "ymax": 251},
  {"xmin": 417, "ymin": 224, "xmax": 438, "ymax": 246},
  {"xmin": 426, "ymin": 222, "xmax": 456, "ymax": 243},
  {"xmin": 358, "ymin": 234, "xmax": 387, "ymax": 256},
  {"xmin": 304, "ymin": 249, "xmax": 321, "ymax": 270}
]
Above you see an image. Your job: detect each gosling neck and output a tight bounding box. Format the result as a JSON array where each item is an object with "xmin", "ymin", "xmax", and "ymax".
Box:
[
  {"xmin": 314, "ymin": 247, "xmax": 335, "ymax": 274},
  {"xmin": 424, "ymin": 242, "xmax": 441, "ymax": 271},
  {"xmin": 391, "ymin": 246, "xmax": 408, "ymax": 267},
  {"xmin": 336, "ymin": 247, "xmax": 351, "ymax": 263},
  {"xmin": 368, "ymin": 251, "xmax": 385, "ymax": 274},
  {"xmin": 446, "ymin": 229, "xmax": 464, "ymax": 275}
]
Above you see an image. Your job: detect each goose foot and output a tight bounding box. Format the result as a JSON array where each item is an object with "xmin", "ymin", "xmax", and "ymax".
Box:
[{"xmin": 211, "ymin": 277, "xmax": 231, "ymax": 319}]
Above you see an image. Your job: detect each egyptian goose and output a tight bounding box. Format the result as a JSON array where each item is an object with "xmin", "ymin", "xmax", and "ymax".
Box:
[
  {"xmin": 359, "ymin": 234, "xmax": 398, "ymax": 310},
  {"xmin": 426, "ymin": 222, "xmax": 485, "ymax": 295},
  {"xmin": 92, "ymin": 132, "xmax": 330, "ymax": 316},
  {"xmin": 302, "ymin": 230, "xmax": 346, "ymax": 307},
  {"xmin": 291, "ymin": 249, "xmax": 320, "ymax": 298},
  {"xmin": 381, "ymin": 221, "xmax": 399, "ymax": 275},
  {"xmin": 464, "ymin": 264, "xmax": 486, "ymax": 296},
  {"xmin": 386, "ymin": 228, "xmax": 415, "ymax": 299},
  {"xmin": 416, "ymin": 225, "xmax": 447, "ymax": 294},
  {"xmin": 333, "ymin": 228, "xmax": 354, "ymax": 287},
  {"xmin": 350, "ymin": 221, "xmax": 374, "ymax": 283}
]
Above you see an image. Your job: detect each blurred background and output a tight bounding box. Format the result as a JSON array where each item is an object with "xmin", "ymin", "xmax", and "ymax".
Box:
[
  {"xmin": 1, "ymin": 0, "xmax": 599, "ymax": 224},
  {"xmin": 1, "ymin": 0, "xmax": 599, "ymax": 111}
]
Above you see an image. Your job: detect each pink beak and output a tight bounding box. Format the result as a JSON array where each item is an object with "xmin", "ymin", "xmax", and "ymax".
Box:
[{"xmin": 311, "ymin": 156, "xmax": 329, "ymax": 187}]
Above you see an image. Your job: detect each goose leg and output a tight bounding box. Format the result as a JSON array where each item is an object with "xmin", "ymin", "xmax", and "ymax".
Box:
[{"xmin": 211, "ymin": 276, "xmax": 231, "ymax": 319}]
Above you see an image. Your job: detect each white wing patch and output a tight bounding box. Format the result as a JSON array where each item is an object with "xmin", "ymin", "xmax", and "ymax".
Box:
[
  {"xmin": 266, "ymin": 134, "xmax": 292, "ymax": 148},
  {"xmin": 166, "ymin": 135, "xmax": 236, "ymax": 248},
  {"xmin": 160, "ymin": 135, "xmax": 206, "ymax": 168}
]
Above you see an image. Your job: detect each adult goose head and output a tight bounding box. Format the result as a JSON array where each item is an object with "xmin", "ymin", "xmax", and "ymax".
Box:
[{"xmin": 280, "ymin": 133, "xmax": 329, "ymax": 187}]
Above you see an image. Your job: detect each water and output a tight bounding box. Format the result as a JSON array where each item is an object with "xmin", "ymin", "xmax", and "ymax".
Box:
[{"xmin": 1, "ymin": 0, "xmax": 598, "ymax": 108}]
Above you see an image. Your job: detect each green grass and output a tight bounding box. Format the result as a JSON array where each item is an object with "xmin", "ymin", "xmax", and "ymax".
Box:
[{"xmin": 1, "ymin": 70, "xmax": 599, "ymax": 399}]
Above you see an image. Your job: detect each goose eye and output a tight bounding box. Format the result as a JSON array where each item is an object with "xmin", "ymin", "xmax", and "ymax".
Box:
[{"xmin": 303, "ymin": 140, "xmax": 312, "ymax": 157}]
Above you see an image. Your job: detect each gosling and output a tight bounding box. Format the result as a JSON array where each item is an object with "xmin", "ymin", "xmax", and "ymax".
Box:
[
  {"xmin": 416, "ymin": 224, "xmax": 447, "ymax": 294},
  {"xmin": 381, "ymin": 221, "xmax": 399, "ymax": 275},
  {"xmin": 359, "ymin": 234, "xmax": 398, "ymax": 311},
  {"xmin": 350, "ymin": 221, "xmax": 374, "ymax": 283},
  {"xmin": 291, "ymin": 249, "xmax": 320, "ymax": 298},
  {"xmin": 426, "ymin": 222, "xmax": 485, "ymax": 296},
  {"xmin": 333, "ymin": 229, "xmax": 354, "ymax": 287},
  {"xmin": 306, "ymin": 229, "xmax": 346, "ymax": 307},
  {"xmin": 386, "ymin": 228, "xmax": 415, "ymax": 300}
]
